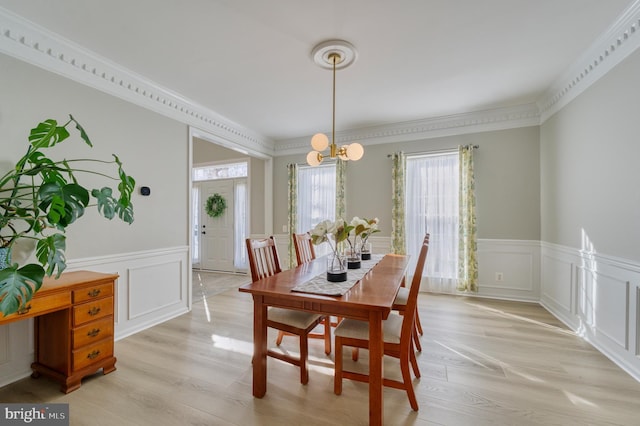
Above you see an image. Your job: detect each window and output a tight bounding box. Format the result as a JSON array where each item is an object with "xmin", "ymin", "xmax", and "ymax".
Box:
[
  {"xmin": 405, "ymin": 152, "xmax": 459, "ymax": 292},
  {"xmin": 193, "ymin": 162, "xmax": 247, "ymax": 181},
  {"xmin": 296, "ymin": 163, "xmax": 336, "ymax": 256}
]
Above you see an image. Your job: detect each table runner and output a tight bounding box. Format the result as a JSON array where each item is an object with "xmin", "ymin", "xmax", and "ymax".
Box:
[{"xmin": 291, "ymin": 254, "xmax": 385, "ymax": 296}]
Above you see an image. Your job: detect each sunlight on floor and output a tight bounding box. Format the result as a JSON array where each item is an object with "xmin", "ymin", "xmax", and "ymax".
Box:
[
  {"xmin": 209, "ymin": 334, "xmax": 336, "ymax": 376},
  {"xmin": 564, "ymin": 390, "xmax": 599, "ymax": 408},
  {"xmin": 211, "ymin": 334, "xmax": 253, "ymax": 356},
  {"xmin": 433, "ymin": 339, "xmax": 495, "ymax": 370},
  {"xmin": 466, "ymin": 302, "xmax": 577, "ymax": 336}
]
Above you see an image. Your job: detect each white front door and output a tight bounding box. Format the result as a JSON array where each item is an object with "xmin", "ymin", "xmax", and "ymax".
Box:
[{"xmin": 200, "ymin": 180, "xmax": 234, "ymax": 271}]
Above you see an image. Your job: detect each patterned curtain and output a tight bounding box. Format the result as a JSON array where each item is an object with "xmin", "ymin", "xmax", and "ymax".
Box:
[
  {"xmin": 457, "ymin": 145, "xmax": 478, "ymax": 292},
  {"xmin": 287, "ymin": 163, "xmax": 298, "ymax": 269},
  {"xmin": 390, "ymin": 152, "xmax": 406, "ymax": 255},
  {"xmin": 335, "ymin": 159, "xmax": 347, "ymax": 221}
]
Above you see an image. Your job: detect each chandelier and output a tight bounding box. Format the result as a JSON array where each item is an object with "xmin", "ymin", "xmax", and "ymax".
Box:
[{"xmin": 307, "ymin": 40, "xmax": 364, "ymax": 166}]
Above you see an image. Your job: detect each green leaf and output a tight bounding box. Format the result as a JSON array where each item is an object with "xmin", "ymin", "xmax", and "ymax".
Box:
[
  {"xmin": 28, "ymin": 119, "xmax": 70, "ymax": 149},
  {"xmin": 69, "ymin": 114, "xmax": 92, "ymax": 147},
  {"xmin": 0, "ymin": 264, "xmax": 45, "ymax": 316},
  {"xmin": 38, "ymin": 182, "xmax": 90, "ymax": 227},
  {"xmin": 35, "ymin": 234, "xmax": 67, "ymax": 277},
  {"xmin": 115, "ymin": 200, "xmax": 134, "ymax": 224},
  {"xmin": 91, "ymin": 187, "xmax": 116, "ymax": 219}
]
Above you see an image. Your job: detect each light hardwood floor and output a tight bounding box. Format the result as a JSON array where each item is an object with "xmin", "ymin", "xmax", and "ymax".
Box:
[{"xmin": 1, "ymin": 272, "xmax": 640, "ymax": 425}]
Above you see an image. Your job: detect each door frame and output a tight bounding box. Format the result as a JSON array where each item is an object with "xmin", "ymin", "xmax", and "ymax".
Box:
[{"xmin": 188, "ymin": 127, "xmax": 273, "ymax": 308}]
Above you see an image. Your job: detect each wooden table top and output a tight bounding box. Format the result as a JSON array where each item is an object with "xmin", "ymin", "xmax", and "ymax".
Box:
[{"xmin": 239, "ymin": 254, "xmax": 410, "ymax": 315}]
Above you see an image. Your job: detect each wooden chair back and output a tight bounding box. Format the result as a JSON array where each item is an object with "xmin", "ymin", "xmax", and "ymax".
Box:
[
  {"xmin": 292, "ymin": 232, "xmax": 316, "ymax": 265},
  {"xmin": 401, "ymin": 234, "xmax": 430, "ymax": 344},
  {"xmin": 246, "ymin": 236, "xmax": 282, "ymax": 283}
]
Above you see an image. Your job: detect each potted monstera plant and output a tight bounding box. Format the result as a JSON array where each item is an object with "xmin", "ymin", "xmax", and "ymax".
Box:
[{"xmin": 0, "ymin": 115, "xmax": 135, "ymax": 316}]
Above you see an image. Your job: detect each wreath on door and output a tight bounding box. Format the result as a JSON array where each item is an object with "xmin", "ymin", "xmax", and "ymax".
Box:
[{"xmin": 205, "ymin": 193, "xmax": 227, "ymax": 218}]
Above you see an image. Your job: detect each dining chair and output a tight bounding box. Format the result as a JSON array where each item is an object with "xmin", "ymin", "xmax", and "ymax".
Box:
[
  {"xmin": 292, "ymin": 232, "xmax": 316, "ymax": 266},
  {"xmin": 392, "ymin": 234, "xmax": 430, "ymax": 353},
  {"xmin": 333, "ymin": 234, "xmax": 429, "ymax": 411},
  {"xmin": 246, "ymin": 236, "xmax": 324, "ymax": 385}
]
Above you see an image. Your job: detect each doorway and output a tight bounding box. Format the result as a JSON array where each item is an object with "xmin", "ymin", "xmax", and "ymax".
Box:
[{"xmin": 192, "ymin": 162, "xmax": 248, "ymax": 273}]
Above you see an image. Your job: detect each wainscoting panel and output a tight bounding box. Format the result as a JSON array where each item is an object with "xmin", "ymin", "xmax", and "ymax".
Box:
[
  {"xmin": 0, "ymin": 246, "xmax": 189, "ymax": 388},
  {"xmin": 477, "ymin": 240, "xmax": 540, "ymax": 301},
  {"xmin": 541, "ymin": 252, "xmax": 575, "ymax": 321},
  {"xmin": 542, "ymin": 242, "xmax": 640, "ymax": 382}
]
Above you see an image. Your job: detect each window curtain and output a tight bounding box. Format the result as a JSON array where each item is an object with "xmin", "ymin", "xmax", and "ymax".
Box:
[
  {"xmin": 296, "ymin": 164, "xmax": 336, "ymax": 258},
  {"xmin": 287, "ymin": 163, "xmax": 297, "ymax": 269},
  {"xmin": 335, "ymin": 159, "xmax": 347, "ymax": 220},
  {"xmin": 390, "ymin": 152, "xmax": 406, "ymax": 255},
  {"xmin": 406, "ymin": 153, "xmax": 459, "ymax": 293},
  {"xmin": 457, "ymin": 145, "xmax": 478, "ymax": 292},
  {"xmin": 233, "ymin": 180, "xmax": 248, "ymax": 269}
]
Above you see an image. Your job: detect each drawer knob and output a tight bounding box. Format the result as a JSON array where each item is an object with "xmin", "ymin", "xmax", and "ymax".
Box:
[
  {"xmin": 88, "ymin": 307, "xmax": 101, "ymax": 316},
  {"xmin": 17, "ymin": 305, "xmax": 32, "ymax": 315},
  {"xmin": 87, "ymin": 350, "xmax": 101, "ymax": 360},
  {"xmin": 88, "ymin": 289, "xmax": 101, "ymax": 297},
  {"xmin": 87, "ymin": 328, "xmax": 101, "ymax": 338}
]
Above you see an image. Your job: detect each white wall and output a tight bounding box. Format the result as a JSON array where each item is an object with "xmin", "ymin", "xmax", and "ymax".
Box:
[
  {"xmin": 540, "ymin": 48, "xmax": 640, "ymax": 381},
  {"xmin": 0, "ymin": 53, "xmax": 190, "ymax": 386}
]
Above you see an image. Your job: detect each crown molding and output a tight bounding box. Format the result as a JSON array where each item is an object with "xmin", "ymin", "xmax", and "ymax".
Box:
[
  {"xmin": 274, "ymin": 103, "xmax": 541, "ymax": 156},
  {"xmin": 0, "ymin": 7, "xmax": 275, "ymax": 156},
  {"xmin": 537, "ymin": 0, "xmax": 640, "ymax": 122}
]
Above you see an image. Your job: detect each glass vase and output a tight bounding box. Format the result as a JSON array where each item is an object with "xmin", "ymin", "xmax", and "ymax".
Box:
[
  {"xmin": 360, "ymin": 242, "xmax": 372, "ymax": 260},
  {"xmin": 326, "ymin": 252, "xmax": 347, "ymax": 282},
  {"xmin": 346, "ymin": 247, "xmax": 361, "ymax": 269}
]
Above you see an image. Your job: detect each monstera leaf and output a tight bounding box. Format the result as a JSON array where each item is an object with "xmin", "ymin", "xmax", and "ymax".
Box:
[
  {"xmin": 35, "ymin": 234, "xmax": 67, "ymax": 277},
  {"xmin": 38, "ymin": 182, "xmax": 90, "ymax": 228},
  {"xmin": 0, "ymin": 264, "xmax": 45, "ymax": 316}
]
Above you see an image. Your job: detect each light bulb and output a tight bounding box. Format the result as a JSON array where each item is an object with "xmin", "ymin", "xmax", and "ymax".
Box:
[
  {"xmin": 346, "ymin": 142, "xmax": 364, "ymax": 161},
  {"xmin": 307, "ymin": 151, "xmax": 322, "ymax": 166},
  {"xmin": 311, "ymin": 133, "xmax": 329, "ymax": 151}
]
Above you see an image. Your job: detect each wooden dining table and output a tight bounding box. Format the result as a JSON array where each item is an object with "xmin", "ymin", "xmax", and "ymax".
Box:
[{"xmin": 239, "ymin": 253, "xmax": 410, "ymax": 426}]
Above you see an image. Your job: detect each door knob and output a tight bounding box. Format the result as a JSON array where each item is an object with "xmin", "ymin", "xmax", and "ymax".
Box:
[{"xmin": 202, "ymin": 231, "xmax": 206, "ymax": 235}]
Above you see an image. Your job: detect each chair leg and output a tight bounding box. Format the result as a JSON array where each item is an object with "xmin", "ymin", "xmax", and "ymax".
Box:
[
  {"xmin": 415, "ymin": 309, "xmax": 423, "ymax": 336},
  {"xmin": 409, "ymin": 341, "xmax": 421, "ymax": 378},
  {"xmin": 299, "ymin": 334, "xmax": 309, "ymax": 385},
  {"xmin": 413, "ymin": 324, "xmax": 422, "ymax": 352},
  {"xmin": 323, "ymin": 317, "xmax": 332, "ymax": 355},
  {"xmin": 401, "ymin": 355, "xmax": 419, "ymax": 411},
  {"xmin": 276, "ymin": 330, "xmax": 285, "ymax": 346},
  {"xmin": 334, "ymin": 337, "xmax": 343, "ymax": 395}
]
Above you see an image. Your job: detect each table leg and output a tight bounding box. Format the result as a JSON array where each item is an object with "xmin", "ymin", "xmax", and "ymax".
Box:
[
  {"xmin": 253, "ymin": 295, "xmax": 268, "ymax": 397},
  {"xmin": 368, "ymin": 310, "xmax": 384, "ymax": 426}
]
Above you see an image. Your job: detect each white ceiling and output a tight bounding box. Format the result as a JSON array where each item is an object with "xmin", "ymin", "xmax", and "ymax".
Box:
[{"xmin": 0, "ymin": 0, "xmax": 634, "ymax": 144}]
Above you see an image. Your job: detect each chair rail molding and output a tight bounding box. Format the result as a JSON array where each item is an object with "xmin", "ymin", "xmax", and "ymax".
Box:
[
  {"xmin": 0, "ymin": 6, "xmax": 274, "ymax": 157},
  {"xmin": 0, "ymin": 245, "xmax": 190, "ymax": 388},
  {"xmin": 541, "ymin": 241, "xmax": 640, "ymax": 382}
]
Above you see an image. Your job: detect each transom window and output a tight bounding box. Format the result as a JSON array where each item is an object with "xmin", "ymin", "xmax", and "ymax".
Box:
[{"xmin": 193, "ymin": 162, "xmax": 247, "ymax": 182}]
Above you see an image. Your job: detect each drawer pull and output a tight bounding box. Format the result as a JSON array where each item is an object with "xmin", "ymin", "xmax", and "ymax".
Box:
[
  {"xmin": 87, "ymin": 328, "xmax": 101, "ymax": 338},
  {"xmin": 88, "ymin": 289, "xmax": 101, "ymax": 297},
  {"xmin": 88, "ymin": 307, "xmax": 101, "ymax": 316},
  {"xmin": 87, "ymin": 350, "xmax": 101, "ymax": 360},
  {"xmin": 17, "ymin": 305, "xmax": 32, "ymax": 315}
]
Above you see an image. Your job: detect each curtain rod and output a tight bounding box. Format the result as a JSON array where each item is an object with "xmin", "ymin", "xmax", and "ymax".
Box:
[{"xmin": 386, "ymin": 145, "xmax": 479, "ymax": 158}]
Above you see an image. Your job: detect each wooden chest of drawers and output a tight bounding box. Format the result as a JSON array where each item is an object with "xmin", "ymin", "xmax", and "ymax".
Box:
[{"xmin": 0, "ymin": 271, "xmax": 118, "ymax": 393}]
